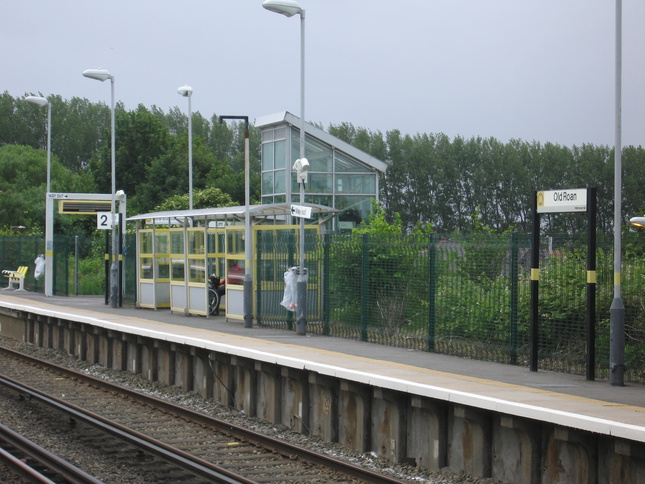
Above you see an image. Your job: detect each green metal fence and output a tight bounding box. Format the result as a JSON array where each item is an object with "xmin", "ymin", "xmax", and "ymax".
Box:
[
  {"xmin": 256, "ymin": 231, "xmax": 645, "ymax": 383},
  {"xmin": 0, "ymin": 235, "xmax": 67, "ymax": 295},
  {"xmin": 0, "ymin": 233, "xmax": 136, "ymax": 304}
]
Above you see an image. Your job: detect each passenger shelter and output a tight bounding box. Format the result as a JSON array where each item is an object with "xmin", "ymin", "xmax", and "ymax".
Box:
[{"xmin": 127, "ymin": 203, "xmax": 337, "ymax": 320}]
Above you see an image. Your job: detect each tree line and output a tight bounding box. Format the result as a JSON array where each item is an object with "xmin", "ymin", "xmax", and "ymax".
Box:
[
  {"xmin": 1, "ymin": 91, "xmax": 644, "ymax": 237},
  {"xmin": 327, "ymin": 122, "xmax": 645, "ymax": 236}
]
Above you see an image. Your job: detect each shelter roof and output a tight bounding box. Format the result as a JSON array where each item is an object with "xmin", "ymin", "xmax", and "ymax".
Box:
[
  {"xmin": 126, "ymin": 203, "xmax": 338, "ymax": 224},
  {"xmin": 255, "ymin": 111, "xmax": 388, "ymax": 173}
]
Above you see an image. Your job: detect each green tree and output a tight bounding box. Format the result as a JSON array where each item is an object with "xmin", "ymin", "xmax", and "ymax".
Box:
[
  {"xmin": 153, "ymin": 187, "xmax": 235, "ymax": 212},
  {"xmin": 0, "ymin": 144, "xmax": 78, "ymax": 231}
]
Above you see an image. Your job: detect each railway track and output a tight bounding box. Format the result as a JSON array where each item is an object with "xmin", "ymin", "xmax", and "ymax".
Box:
[
  {"xmin": 0, "ymin": 345, "xmax": 407, "ymax": 483},
  {"xmin": 0, "ymin": 422, "xmax": 103, "ymax": 483}
]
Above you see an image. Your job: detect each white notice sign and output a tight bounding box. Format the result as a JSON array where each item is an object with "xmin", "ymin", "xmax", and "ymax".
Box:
[
  {"xmin": 97, "ymin": 212, "xmax": 113, "ymax": 229},
  {"xmin": 537, "ymin": 189, "xmax": 587, "ymax": 213},
  {"xmin": 291, "ymin": 204, "xmax": 312, "ymax": 218}
]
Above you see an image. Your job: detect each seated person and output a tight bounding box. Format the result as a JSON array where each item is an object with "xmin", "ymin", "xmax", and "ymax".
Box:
[{"xmin": 227, "ymin": 261, "xmax": 244, "ymax": 285}]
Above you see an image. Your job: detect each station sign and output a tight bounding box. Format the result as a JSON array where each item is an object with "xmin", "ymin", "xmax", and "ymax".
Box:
[
  {"xmin": 537, "ymin": 188, "xmax": 587, "ymax": 213},
  {"xmin": 291, "ymin": 204, "xmax": 312, "ymax": 219},
  {"xmin": 97, "ymin": 212, "xmax": 113, "ymax": 230}
]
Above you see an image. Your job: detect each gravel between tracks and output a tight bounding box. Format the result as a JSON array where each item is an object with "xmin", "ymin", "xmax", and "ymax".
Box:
[{"xmin": 0, "ymin": 336, "xmax": 501, "ymax": 484}]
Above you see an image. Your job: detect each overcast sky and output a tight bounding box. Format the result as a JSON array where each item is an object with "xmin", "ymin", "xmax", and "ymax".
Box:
[{"xmin": 3, "ymin": 1, "xmax": 644, "ymax": 148}]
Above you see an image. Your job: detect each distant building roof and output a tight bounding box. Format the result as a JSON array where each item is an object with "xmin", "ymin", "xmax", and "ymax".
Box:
[{"xmin": 255, "ymin": 111, "xmax": 388, "ymax": 173}]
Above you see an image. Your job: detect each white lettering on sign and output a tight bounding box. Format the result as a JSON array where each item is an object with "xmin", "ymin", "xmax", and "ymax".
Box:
[{"xmin": 537, "ymin": 189, "xmax": 587, "ymax": 213}]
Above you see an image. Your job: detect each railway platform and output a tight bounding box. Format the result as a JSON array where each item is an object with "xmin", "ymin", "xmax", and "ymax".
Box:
[{"xmin": 1, "ymin": 291, "xmax": 644, "ymax": 483}]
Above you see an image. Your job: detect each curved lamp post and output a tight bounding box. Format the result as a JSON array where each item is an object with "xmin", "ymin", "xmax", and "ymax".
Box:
[
  {"xmin": 25, "ymin": 96, "xmax": 51, "ymax": 193},
  {"xmin": 177, "ymin": 85, "xmax": 194, "ymax": 210},
  {"xmin": 83, "ymin": 68, "xmax": 119, "ymax": 308},
  {"xmin": 610, "ymin": 0, "xmax": 625, "ymax": 386},
  {"xmin": 25, "ymin": 95, "xmax": 53, "ymax": 296},
  {"xmin": 263, "ymin": 0, "xmax": 308, "ymax": 336}
]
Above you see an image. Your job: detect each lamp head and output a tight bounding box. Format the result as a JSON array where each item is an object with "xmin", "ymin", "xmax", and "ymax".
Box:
[
  {"xmin": 177, "ymin": 85, "xmax": 193, "ymax": 97},
  {"xmin": 82, "ymin": 68, "xmax": 112, "ymax": 82},
  {"xmin": 25, "ymin": 95, "xmax": 48, "ymax": 107},
  {"xmin": 630, "ymin": 216, "xmax": 645, "ymax": 228},
  {"xmin": 262, "ymin": 0, "xmax": 303, "ymax": 17}
]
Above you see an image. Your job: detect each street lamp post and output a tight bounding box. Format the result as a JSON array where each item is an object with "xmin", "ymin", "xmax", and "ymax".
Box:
[
  {"xmin": 83, "ymin": 68, "xmax": 119, "ymax": 308},
  {"xmin": 219, "ymin": 116, "xmax": 252, "ymax": 328},
  {"xmin": 177, "ymin": 85, "xmax": 194, "ymax": 210},
  {"xmin": 263, "ymin": 0, "xmax": 308, "ymax": 336},
  {"xmin": 610, "ymin": 0, "xmax": 625, "ymax": 386},
  {"xmin": 25, "ymin": 95, "xmax": 53, "ymax": 296}
]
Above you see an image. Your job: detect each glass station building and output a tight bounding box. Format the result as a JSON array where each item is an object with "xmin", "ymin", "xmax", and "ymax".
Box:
[{"xmin": 256, "ymin": 112, "xmax": 387, "ymax": 231}]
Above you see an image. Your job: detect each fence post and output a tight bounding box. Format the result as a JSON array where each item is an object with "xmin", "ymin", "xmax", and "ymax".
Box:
[
  {"xmin": 256, "ymin": 230, "xmax": 263, "ymax": 326},
  {"xmin": 75, "ymin": 235, "xmax": 80, "ymax": 296},
  {"xmin": 322, "ymin": 233, "xmax": 331, "ymax": 336},
  {"xmin": 360, "ymin": 233, "xmax": 369, "ymax": 342},
  {"xmin": 510, "ymin": 232, "xmax": 519, "ymax": 364},
  {"xmin": 427, "ymin": 233, "xmax": 437, "ymax": 352}
]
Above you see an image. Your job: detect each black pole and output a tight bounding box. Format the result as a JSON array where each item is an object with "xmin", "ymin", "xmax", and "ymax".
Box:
[
  {"xmin": 530, "ymin": 191, "xmax": 540, "ymax": 372},
  {"xmin": 586, "ymin": 188, "xmax": 597, "ymax": 380},
  {"xmin": 104, "ymin": 230, "xmax": 109, "ymax": 305},
  {"xmin": 118, "ymin": 213, "xmax": 123, "ymax": 307}
]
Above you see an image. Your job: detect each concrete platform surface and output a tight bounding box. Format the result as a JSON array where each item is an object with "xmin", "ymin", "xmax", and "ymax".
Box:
[{"xmin": 1, "ymin": 291, "xmax": 644, "ymax": 443}]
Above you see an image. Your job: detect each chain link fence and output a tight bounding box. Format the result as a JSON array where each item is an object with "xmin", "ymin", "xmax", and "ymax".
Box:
[
  {"xmin": 256, "ymin": 231, "xmax": 645, "ymax": 383},
  {"xmin": 0, "ymin": 233, "xmax": 136, "ymax": 305}
]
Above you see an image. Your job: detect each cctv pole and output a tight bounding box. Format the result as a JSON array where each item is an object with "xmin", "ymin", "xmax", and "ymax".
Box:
[
  {"xmin": 109, "ymin": 75, "xmax": 119, "ymax": 309},
  {"xmin": 296, "ymin": 8, "xmax": 307, "ymax": 336}
]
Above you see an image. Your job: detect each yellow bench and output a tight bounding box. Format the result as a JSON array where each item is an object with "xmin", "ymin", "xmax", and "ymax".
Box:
[{"xmin": 2, "ymin": 266, "xmax": 28, "ymax": 291}]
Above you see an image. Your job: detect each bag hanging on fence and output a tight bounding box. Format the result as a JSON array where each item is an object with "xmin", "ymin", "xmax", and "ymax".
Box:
[
  {"xmin": 34, "ymin": 254, "xmax": 45, "ymax": 280},
  {"xmin": 280, "ymin": 267, "xmax": 298, "ymax": 311}
]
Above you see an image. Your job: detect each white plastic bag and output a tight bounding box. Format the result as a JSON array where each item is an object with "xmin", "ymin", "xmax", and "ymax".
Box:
[
  {"xmin": 280, "ymin": 268, "xmax": 298, "ymax": 311},
  {"xmin": 34, "ymin": 254, "xmax": 45, "ymax": 280}
]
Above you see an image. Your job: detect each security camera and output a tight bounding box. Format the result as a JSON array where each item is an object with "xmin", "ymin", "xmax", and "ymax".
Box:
[
  {"xmin": 293, "ymin": 158, "xmax": 309, "ymax": 183},
  {"xmin": 292, "ymin": 158, "xmax": 310, "ymax": 172}
]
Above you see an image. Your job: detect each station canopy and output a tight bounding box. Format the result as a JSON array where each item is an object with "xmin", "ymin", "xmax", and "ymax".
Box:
[{"xmin": 127, "ymin": 202, "xmax": 338, "ymax": 226}]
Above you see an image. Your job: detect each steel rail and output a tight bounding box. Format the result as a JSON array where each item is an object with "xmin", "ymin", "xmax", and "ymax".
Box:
[
  {"xmin": 0, "ymin": 375, "xmax": 253, "ymax": 484},
  {"xmin": 0, "ymin": 345, "xmax": 406, "ymax": 484},
  {"xmin": 0, "ymin": 422, "xmax": 102, "ymax": 484}
]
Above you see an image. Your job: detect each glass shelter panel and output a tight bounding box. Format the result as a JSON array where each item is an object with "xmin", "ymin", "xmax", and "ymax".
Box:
[
  {"xmin": 169, "ymin": 229, "xmax": 185, "ymax": 282},
  {"xmin": 262, "ymin": 143, "xmax": 274, "ymax": 171},
  {"xmin": 335, "ymin": 151, "xmax": 372, "ymax": 172}
]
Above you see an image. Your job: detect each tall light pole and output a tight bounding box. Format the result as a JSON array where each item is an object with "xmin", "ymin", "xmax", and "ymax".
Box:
[
  {"xmin": 83, "ymin": 68, "xmax": 119, "ymax": 308},
  {"xmin": 177, "ymin": 85, "xmax": 194, "ymax": 210},
  {"xmin": 610, "ymin": 0, "xmax": 625, "ymax": 386},
  {"xmin": 219, "ymin": 116, "xmax": 252, "ymax": 328},
  {"xmin": 25, "ymin": 96, "xmax": 51, "ymax": 193},
  {"xmin": 263, "ymin": 0, "xmax": 308, "ymax": 335},
  {"xmin": 25, "ymin": 95, "xmax": 53, "ymax": 296}
]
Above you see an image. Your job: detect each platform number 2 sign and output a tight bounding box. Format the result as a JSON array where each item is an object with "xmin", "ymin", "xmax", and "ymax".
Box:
[{"xmin": 97, "ymin": 212, "xmax": 113, "ymax": 230}]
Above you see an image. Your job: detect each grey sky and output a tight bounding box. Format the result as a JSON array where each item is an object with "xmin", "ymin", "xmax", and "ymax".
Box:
[{"xmin": 3, "ymin": 1, "xmax": 644, "ymax": 148}]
